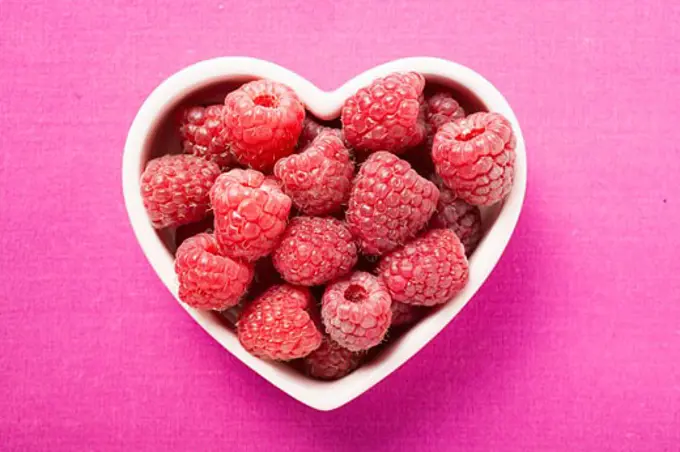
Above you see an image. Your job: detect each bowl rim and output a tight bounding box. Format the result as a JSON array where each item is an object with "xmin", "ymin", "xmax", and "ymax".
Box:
[{"xmin": 122, "ymin": 56, "xmax": 527, "ymax": 411}]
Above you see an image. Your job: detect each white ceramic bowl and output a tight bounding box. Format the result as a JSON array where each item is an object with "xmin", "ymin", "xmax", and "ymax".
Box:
[{"xmin": 122, "ymin": 57, "xmax": 526, "ymax": 411}]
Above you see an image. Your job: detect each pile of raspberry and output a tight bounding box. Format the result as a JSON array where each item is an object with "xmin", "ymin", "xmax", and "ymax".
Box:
[{"xmin": 141, "ymin": 72, "xmax": 517, "ymax": 380}]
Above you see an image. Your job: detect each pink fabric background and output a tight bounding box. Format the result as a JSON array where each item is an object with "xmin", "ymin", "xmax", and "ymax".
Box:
[{"xmin": 1, "ymin": 1, "xmax": 679, "ymax": 450}]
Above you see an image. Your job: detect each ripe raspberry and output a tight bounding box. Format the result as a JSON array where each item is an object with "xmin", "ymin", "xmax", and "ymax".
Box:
[
  {"xmin": 274, "ymin": 132, "xmax": 354, "ymax": 215},
  {"xmin": 223, "ymin": 79, "xmax": 305, "ymax": 172},
  {"xmin": 390, "ymin": 301, "xmax": 426, "ymax": 327},
  {"xmin": 346, "ymin": 152, "xmax": 439, "ymax": 255},
  {"xmin": 303, "ymin": 336, "xmax": 362, "ymax": 380},
  {"xmin": 272, "ymin": 217, "xmax": 357, "ymax": 286},
  {"xmin": 140, "ymin": 154, "xmax": 220, "ymax": 229},
  {"xmin": 341, "ymin": 72, "xmax": 427, "ymax": 154},
  {"xmin": 298, "ymin": 117, "xmax": 343, "ymax": 150},
  {"xmin": 424, "ymin": 90, "xmax": 466, "ymax": 146},
  {"xmin": 177, "ymin": 105, "xmax": 233, "ymax": 168},
  {"xmin": 210, "ymin": 169, "xmax": 292, "ymax": 261},
  {"xmin": 238, "ymin": 285, "xmax": 322, "ymax": 360},
  {"xmin": 430, "ymin": 182, "xmax": 482, "ymax": 255},
  {"xmin": 174, "ymin": 233, "xmax": 254, "ymax": 310},
  {"xmin": 378, "ymin": 229, "xmax": 469, "ymax": 306},
  {"xmin": 432, "ymin": 112, "xmax": 516, "ymax": 206},
  {"xmin": 321, "ymin": 272, "xmax": 392, "ymax": 351}
]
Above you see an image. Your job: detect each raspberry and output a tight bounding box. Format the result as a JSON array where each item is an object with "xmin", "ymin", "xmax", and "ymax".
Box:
[
  {"xmin": 430, "ymin": 182, "xmax": 482, "ymax": 255},
  {"xmin": 321, "ymin": 272, "xmax": 392, "ymax": 351},
  {"xmin": 424, "ymin": 90, "xmax": 465, "ymax": 146},
  {"xmin": 432, "ymin": 112, "xmax": 516, "ymax": 206},
  {"xmin": 346, "ymin": 152, "xmax": 439, "ymax": 255},
  {"xmin": 341, "ymin": 72, "xmax": 427, "ymax": 154},
  {"xmin": 303, "ymin": 336, "xmax": 362, "ymax": 380},
  {"xmin": 223, "ymin": 79, "xmax": 305, "ymax": 172},
  {"xmin": 177, "ymin": 105, "xmax": 233, "ymax": 168},
  {"xmin": 140, "ymin": 154, "xmax": 220, "ymax": 229},
  {"xmin": 378, "ymin": 229, "xmax": 469, "ymax": 306},
  {"xmin": 390, "ymin": 301, "xmax": 426, "ymax": 327},
  {"xmin": 174, "ymin": 233, "xmax": 254, "ymax": 310},
  {"xmin": 210, "ymin": 169, "xmax": 292, "ymax": 261},
  {"xmin": 298, "ymin": 117, "xmax": 343, "ymax": 150},
  {"xmin": 272, "ymin": 217, "xmax": 357, "ymax": 286},
  {"xmin": 274, "ymin": 132, "xmax": 354, "ymax": 215},
  {"xmin": 238, "ymin": 284, "xmax": 322, "ymax": 360}
]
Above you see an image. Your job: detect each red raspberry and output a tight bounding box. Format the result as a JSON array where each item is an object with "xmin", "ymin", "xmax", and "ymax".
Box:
[
  {"xmin": 430, "ymin": 182, "xmax": 482, "ymax": 255},
  {"xmin": 298, "ymin": 117, "xmax": 343, "ymax": 150},
  {"xmin": 346, "ymin": 152, "xmax": 439, "ymax": 255},
  {"xmin": 272, "ymin": 217, "xmax": 357, "ymax": 286},
  {"xmin": 432, "ymin": 112, "xmax": 516, "ymax": 206},
  {"xmin": 424, "ymin": 90, "xmax": 465, "ymax": 146},
  {"xmin": 390, "ymin": 301, "xmax": 426, "ymax": 327},
  {"xmin": 303, "ymin": 336, "xmax": 362, "ymax": 380},
  {"xmin": 274, "ymin": 132, "xmax": 354, "ymax": 215},
  {"xmin": 321, "ymin": 272, "xmax": 392, "ymax": 351},
  {"xmin": 174, "ymin": 233, "xmax": 254, "ymax": 310},
  {"xmin": 378, "ymin": 229, "xmax": 469, "ymax": 306},
  {"xmin": 140, "ymin": 154, "xmax": 220, "ymax": 229},
  {"xmin": 238, "ymin": 285, "xmax": 322, "ymax": 360},
  {"xmin": 341, "ymin": 72, "xmax": 427, "ymax": 154},
  {"xmin": 210, "ymin": 169, "xmax": 292, "ymax": 261},
  {"xmin": 177, "ymin": 105, "xmax": 233, "ymax": 168},
  {"xmin": 223, "ymin": 79, "xmax": 305, "ymax": 172}
]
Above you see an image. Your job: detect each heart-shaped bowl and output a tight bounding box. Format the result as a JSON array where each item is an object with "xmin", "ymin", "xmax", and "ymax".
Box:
[{"xmin": 122, "ymin": 56, "xmax": 526, "ymax": 411}]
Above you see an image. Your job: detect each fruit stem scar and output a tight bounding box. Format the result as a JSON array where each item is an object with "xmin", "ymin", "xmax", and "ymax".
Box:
[
  {"xmin": 344, "ymin": 284, "xmax": 368, "ymax": 302},
  {"xmin": 456, "ymin": 127, "xmax": 485, "ymax": 141},
  {"xmin": 253, "ymin": 94, "xmax": 278, "ymax": 108}
]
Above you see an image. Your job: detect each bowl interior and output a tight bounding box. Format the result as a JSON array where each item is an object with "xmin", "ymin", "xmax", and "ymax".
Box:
[{"xmin": 123, "ymin": 57, "xmax": 526, "ymax": 410}]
